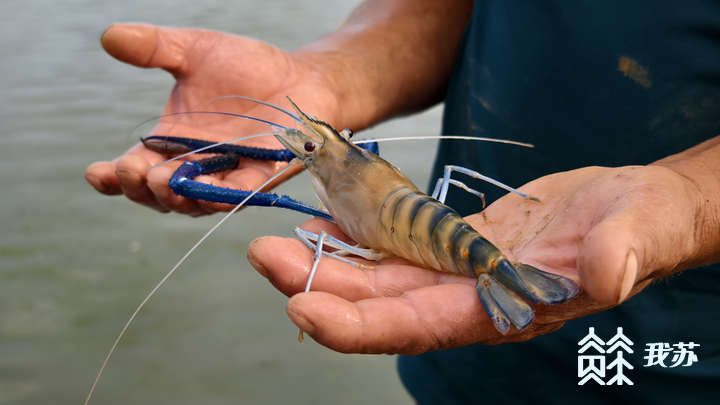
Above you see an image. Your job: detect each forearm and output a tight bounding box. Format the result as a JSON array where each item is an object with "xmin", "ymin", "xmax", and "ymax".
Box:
[
  {"xmin": 293, "ymin": 0, "xmax": 474, "ymax": 130},
  {"xmin": 652, "ymin": 135, "xmax": 720, "ymax": 269}
]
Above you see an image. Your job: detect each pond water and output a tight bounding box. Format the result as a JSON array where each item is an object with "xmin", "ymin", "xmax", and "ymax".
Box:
[{"xmin": 0, "ymin": 0, "xmax": 442, "ymax": 403}]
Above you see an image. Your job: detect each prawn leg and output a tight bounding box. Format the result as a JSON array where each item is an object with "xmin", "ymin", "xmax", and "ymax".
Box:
[
  {"xmin": 169, "ymin": 158, "xmax": 335, "ymax": 220},
  {"xmin": 431, "ymin": 178, "xmax": 486, "ymax": 208},
  {"xmin": 293, "ymin": 227, "xmax": 381, "ymax": 270},
  {"xmin": 294, "ymin": 228, "xmax": 388, "ymax": 261},
  {"xmin": 297, "ymin": 231, "xmax": 328, "ymax": 343},
  {"xmin": 293, "ymin": 227, "xmax": 385, "ymax": 343},
  {"xmin": 143, "ymin": 136, "xmax": 297, "ymax": 162},
  {"xmin": 434, "ymin": 165, "xmax": 541, "ymax": 204}
]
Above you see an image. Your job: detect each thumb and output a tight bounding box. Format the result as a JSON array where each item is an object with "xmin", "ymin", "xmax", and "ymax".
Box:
[
  {"xmin": 576, "ymin": 201, "xmax": 689, "ymax": 306},
  {"xmin": 576, "ymin": 216, "xmax": 643, "ymax": 305},
  {"xmin": 100, "ymin": 23, "xmax": 199, "ymax": 74},
  {"xmin": 573, "ymin": 166, "xmax": 700, "ymax": 306}
]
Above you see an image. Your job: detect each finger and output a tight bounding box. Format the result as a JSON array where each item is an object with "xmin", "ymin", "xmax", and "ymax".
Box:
[
  {"xmin": 576, "ymin": 215, "xmax": 638, "ymax": 305},
  {"xmin": 86, "ymin": 161, "xmax": 122, "ymax": 195},
  {"xmin": 101, "ymin": 23, "xmax": 202, "ymax": 74},
  {"xmin": 115, "ymin": 154, "xmax": 170, "ymax": 212},
  {"xmin": 145, "ymin": 162, "xmax": 215, "ymax": 216},
  {"xmin": 576, "ymin": 174, "xmax": 692, "ymax": 305},
  {"xmin": 286, "ymin": 285, "xmax": 496, "ymax": 355}
]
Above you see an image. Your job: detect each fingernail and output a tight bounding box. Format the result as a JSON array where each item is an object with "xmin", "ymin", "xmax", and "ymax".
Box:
[
  {"xmin": 101, "ymin": 24, "xmax": 116, "ymax": 42},
  {"xmin": 617, "ymin": 250, "xmax": 637, "ymax": 304},
  {"xmin": 286, "ymin": 307, "xmax": 317, "ymax": 336},
  {"xmin": 248, "ymin": 256, "xmax": 271, "ymax": 280},
  {"xmin": 247, "ymin": 241, "xmax": 272, "ymax": 281},
  {"xmin": 115, "ymin": 169, "xmax": 143, "ymax": 188},
  {"xmin": 85, "ymin": 174, "xmax": 109, "ymax": 193}
]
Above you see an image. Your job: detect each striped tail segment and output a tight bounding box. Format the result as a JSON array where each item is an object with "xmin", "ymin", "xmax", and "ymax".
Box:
[{"xmin": 376, "ymin": 188, "xmax": 580, "ymax": 334}]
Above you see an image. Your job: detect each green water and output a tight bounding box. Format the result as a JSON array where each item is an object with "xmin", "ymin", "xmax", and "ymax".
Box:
[{"xmin": 0, "ymin": 0, "xmax": 441, "ymax": 403}]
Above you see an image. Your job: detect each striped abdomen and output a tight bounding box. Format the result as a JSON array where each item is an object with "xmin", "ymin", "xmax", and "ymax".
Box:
[{"xmin": 376, "ymin": 187, "xmax": 503, "ymax": 279}]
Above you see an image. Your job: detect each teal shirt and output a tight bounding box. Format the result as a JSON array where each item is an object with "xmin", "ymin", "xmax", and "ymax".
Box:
[{"xmin": 400, "ymin": 1, "xmax": 720, "ymax": 403}]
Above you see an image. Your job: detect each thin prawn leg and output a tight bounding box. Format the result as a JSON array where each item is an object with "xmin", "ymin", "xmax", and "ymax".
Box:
[
  {"xmin": 293, "ymin": 228, "xmax": 378, "ymax": 326},
  {"xmin": 431, "ymin": 178, "xmax": 486, "ymax": 208},
  {"xmin": 304, "ymin": 231, "xmax": 327, "ymax": 293},
  {"xmin": 297, "ymin": 231, "xmax": 326, "ymax": 342},
  {"xmin": 293, "ymin": 228, "xmax": 383, "ymax": 266},
  {"xmin": 436, "ymin": 165, "xmax": 541, "ymax": 204}
]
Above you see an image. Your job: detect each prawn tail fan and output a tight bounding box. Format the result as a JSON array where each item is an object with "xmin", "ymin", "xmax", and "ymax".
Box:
[{"xmin": 475, "ymin": 262, "xmax": 580, "ymax": 334}]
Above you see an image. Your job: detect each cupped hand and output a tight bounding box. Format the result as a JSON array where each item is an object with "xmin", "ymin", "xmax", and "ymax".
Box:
[
  {"xmin": 247, "ymin": 165, "xmax": 702, "ymax": 354},
  {"xmin": 85, "ymin": 23, "xmax": 344, "ymax": 216}
]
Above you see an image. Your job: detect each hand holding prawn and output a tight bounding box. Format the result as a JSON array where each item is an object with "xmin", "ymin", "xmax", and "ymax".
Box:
[
  {"xmin": 85, "ymin": 23, "xmax": 582, "ymax": 351},
  {"xmin": 86, "ymin": 21, "xmax": 712, "ymax": 355},
  {"xmin": 248, "ymin": 163, "xmax": 704, "ymax": 353}
]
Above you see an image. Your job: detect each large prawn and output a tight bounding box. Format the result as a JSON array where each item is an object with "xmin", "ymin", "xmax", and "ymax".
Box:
[
  {"xmin": 139, "ymin": 96, "xmax": 580, "ymax": 333},
  {"xmin": 266, "ymin": 98, "xmax": 579, "ymax": 332},
  {"xmin": 86, "ymin": 96, "xmax": 579, "ymax": 403}
]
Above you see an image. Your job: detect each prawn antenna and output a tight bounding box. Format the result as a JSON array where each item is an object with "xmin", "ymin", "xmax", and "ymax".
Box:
[
  {"xmin": 353, "ymin": 135, "xmax": 534, "ymax": 148},
  {"xmin": 84, "ymin": 162, "xmax": 297, "ymax": 405},
  {"xmin": 207, "ymin": 95, "xmax": 301, "ymax": 121},
  {"xmin": 131, "ymin": 111, "xmax": 291, "ymax": 141}
]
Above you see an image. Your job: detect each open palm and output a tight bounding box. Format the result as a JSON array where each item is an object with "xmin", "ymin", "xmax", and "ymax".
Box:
[{"xmin": 86, "ymin": 23, "xmax": 342, "ymax": 215}]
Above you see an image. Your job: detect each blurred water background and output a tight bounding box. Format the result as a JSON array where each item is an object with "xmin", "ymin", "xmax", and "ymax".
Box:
[{"xmin": 0, "ymin": 0, "xmax": 442, "ymax": 403}]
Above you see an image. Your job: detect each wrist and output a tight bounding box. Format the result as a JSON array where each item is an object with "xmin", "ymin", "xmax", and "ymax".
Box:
[
  {"xmin": 651, "ymin": 137, "xmax": 720, "ymax": 270},
  {"xmin": 290, "ymin": 0, "xmax": 474, "ymax": 131}
]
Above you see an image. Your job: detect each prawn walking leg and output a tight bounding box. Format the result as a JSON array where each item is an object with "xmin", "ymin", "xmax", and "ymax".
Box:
[
  {"xmin": 434, "ymin": 165, "xmax": 541, "ymax": 204},
  {"xmin": 298, "ymin": 231, "xmax": 326, "ymax": 342},
  {"xmin": 295, "ymin": 229, "xmax": 385, "ymax": 341},
  {"xmin": 431, "ymin": 177, "xmax": 486, "ymax": 208},
  {"xmin": 294, "ymin": 228, "xmax": 386, "ymax": 261}
]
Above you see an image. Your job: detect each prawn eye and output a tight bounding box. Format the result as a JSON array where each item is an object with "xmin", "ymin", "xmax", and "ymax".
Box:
[
  {"xmin": 304, "ymin": 141, "xmax": 316, "ymax": 152},
  {"xmin": 344, "ymin": 128, "xmax": 354, "ymax": 138}
]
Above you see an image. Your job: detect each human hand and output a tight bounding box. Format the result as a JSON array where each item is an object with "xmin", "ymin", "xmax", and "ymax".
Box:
[
  {"xmin": 247, "ymin": 164, "xmax": 705, "ymax": 354},
  {"xmin": 85, "ymin": 23, "xmax": 345, "ymax": 216}
]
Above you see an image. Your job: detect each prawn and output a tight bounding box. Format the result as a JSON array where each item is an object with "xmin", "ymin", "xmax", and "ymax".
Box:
[
  {"xmin": 86, "ymin": 96, "xmax": 579, "ymax": 404},
  {"xmin": 271, "ymin": 98, "xmax": 579, "ymax": 332},
  {"xmin": 141, "ymin": 95, "xmax": 579, "ymax": 333}
]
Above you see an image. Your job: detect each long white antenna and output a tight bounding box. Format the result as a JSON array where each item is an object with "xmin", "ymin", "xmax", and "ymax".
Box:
[
  {"xmin": 353, "ymin": 135, "xmax": 534, "ymax": 148},
  {"xmin": 85, "ymin": 162, "xmax": 297, "ymax": 405},
  {"xmin": 209, "ymin": 95, "xmax": 300, "ymax": 120}
]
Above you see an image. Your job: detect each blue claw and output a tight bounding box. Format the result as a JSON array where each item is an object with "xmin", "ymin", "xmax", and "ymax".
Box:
[
  {"xmin": 143, "ymin": 135, "xmax": 379, "ymax": 222},
  {"xmin": 143, "ymin": 136, "xmax": 296, "ymax": 162},
  {"xmin": 168, "ymin": 160, "xmax": 334, "ymax": 221}
]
